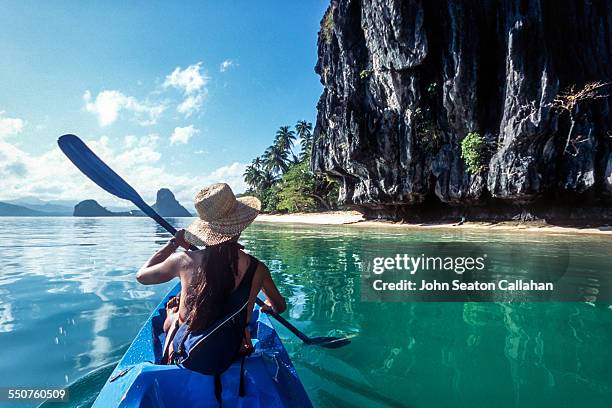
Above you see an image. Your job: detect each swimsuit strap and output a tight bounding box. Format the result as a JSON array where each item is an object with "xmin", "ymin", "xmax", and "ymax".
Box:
[{"xmin": 237, "ymin": 255, "xmax": 258, "ymax": 291}]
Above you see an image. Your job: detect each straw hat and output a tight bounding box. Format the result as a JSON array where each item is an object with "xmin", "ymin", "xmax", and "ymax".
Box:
[{"xmin": 184, "ymin": 183, "xmax": 261, "ymax": 246}]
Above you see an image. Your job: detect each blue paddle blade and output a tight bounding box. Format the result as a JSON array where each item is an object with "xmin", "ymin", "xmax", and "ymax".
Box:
[
  {"xmin": 58, "ymin": 134, "xmax": 142, "ymax": 202},
  {"xmin": 57, "ymin": 134, "xmax": 177, "ymax": 235}
]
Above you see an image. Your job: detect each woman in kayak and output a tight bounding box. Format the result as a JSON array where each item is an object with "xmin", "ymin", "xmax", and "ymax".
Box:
[{"xmin": 135, "ymin": 183, "xmax": 286, "ymax": 375}]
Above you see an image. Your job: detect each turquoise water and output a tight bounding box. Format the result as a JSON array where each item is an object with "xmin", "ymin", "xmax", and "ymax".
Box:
[{"xmin": 1, "ymin": 217, "xmax": 611, "ymax": 407}]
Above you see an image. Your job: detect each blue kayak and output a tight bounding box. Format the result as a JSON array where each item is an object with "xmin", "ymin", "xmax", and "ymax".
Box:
[{"xmin": 93, "ymin": 283, "xmax": 313, "ymax": 407}]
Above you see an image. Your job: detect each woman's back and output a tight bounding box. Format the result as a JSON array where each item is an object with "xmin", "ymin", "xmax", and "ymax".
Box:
[
  {"xmin": 177, "ymin": 244, "xmax": 254, "ymax": 328},
  {"xmin": 169, "ymin": 246, "xmax": 259, "ymax": 376}
]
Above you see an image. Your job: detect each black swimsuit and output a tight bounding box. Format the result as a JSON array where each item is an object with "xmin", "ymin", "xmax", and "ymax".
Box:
[{"xmin": 166, "ymin": 255, "xmax": 258, "ymax": 374}]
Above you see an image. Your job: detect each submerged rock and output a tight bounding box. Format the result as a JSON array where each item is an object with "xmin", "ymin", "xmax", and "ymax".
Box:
[{"xmin": 312, "ymin": 0, "xmax": 612, "ymax": 222}]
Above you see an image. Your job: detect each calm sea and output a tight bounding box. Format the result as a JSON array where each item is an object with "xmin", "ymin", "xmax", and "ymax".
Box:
[{"xmin": 0, "ymin": 217, "xmax": 611, "ymax": 407}]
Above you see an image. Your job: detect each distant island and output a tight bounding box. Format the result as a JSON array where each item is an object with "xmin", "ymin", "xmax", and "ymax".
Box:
[
  {"xmin": 0, "ymin": 188, "xmax": 194, "ymax": 217},
  {"xmin": 73, "ymin": 188, "xmax": 192, "ymax": 217},
  {"xmin": 151, "ymin": 188, "xmax": 192, "ymax": 217},
  {"xmin": 73, "ymin": 200, "xmax": 136, "ymax": 216},
  {"xmin": 0, "ymin": 202, "xmax": 50, "ymax": 216}
]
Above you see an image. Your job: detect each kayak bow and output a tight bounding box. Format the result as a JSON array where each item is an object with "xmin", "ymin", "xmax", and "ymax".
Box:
[{"xmin": 92, "ymin": 283, "xmax": 313, "ymax": 407}]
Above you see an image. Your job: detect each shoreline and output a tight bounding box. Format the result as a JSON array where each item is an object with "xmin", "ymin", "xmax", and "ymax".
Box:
[{"xmin": 255, "ymin": 211, "xmax": 612, "ymax": 236}]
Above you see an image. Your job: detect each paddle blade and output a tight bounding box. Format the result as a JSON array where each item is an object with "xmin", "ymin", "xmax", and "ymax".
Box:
[
  {"xmin": 58, "ymin": 134, "xmax": 178, "ymax": 236},
  {"xmin": 308, "ymin": 336, "xmax": 351, "ymax": 349},
  {"xmin": 58, "ymin": 134, "xmax": 142, "ymax": 203}
]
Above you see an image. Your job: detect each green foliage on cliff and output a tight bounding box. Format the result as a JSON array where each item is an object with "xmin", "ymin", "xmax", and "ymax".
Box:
[
  {"xmin": 322, "ymin": 9, "xmax": 334, "ymax": 44},
  {"xmin": 359, "ymin": 69, "xmax": 371, "ymax": 79},
  {"xmin": 413, "ymin": 107, "xmax": 442, "ymax": 153},
  {"xmin": 244, "ymin": 120, "xmax": 338, "ymax": 213},
  {"xmin": 461, "ymin": 132, "xmax": 485, "ymax": 173}
]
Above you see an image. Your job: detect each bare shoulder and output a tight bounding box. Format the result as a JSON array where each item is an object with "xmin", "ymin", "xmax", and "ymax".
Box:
[
  {"xmin": 254, "ymin": 258, "xmax": 270, "ymax": 277},
  {"xmin": 172, "ymin": 250, "xmax": 197, "ymax": 272}
]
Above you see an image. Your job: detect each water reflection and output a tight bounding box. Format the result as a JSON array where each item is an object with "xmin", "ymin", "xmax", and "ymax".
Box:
[
  {"xmin": 244, "ymin": 223, "xmax": 612, "ymax": 407},
  {"xmin": 0, "ymin": 302, "xmax": 14, "ymax": 333}
]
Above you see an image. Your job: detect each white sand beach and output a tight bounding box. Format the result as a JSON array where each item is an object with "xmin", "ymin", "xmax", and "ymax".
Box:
[{"xmin": 256, "ymin": 211, "xmax": 612, "ymax": 235}]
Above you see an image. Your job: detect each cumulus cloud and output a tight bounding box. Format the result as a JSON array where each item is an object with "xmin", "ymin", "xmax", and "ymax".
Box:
[
  {"xmin": 0, "ymin": 137, "xmax": 248, "ymax": 206},
  {"xmin": 170, "ymin": 125, "xmax": 198, "ymax": 145},
  {"xmin": 163, "ymin": 62, "xmax": 208, "ymax": 95},
  {"xmin": 219, "ymin": 59, "xmax": 237, "ymax": 73},
  {"xmin": 163, "ymin": 62, "xmax": 208, "ymax": 117},
  {"xmin": 83, "ymin": 90, "xmax": 165, "ymax": 127},
  {"xmin": 177, "ymin": 94, "xmax": 204, "ymax": 117},
  {"xmin": 0, "ymin": 111, "xmax": 25, "ymax": 138}
]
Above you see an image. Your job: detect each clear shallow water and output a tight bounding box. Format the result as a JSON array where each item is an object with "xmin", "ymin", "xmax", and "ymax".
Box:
[{"xmin": 1, "ymin": 217, "xmax": 611, "ymax": 407}]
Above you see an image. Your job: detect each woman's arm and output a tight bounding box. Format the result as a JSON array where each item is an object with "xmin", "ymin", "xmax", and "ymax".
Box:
[
  {"xmin": 136, "ymin": 230, "xmax": 191, "ymax": 285},
  {"xmin": 258, "ymin": 263, "xmax": 287, "ymax": 313}
]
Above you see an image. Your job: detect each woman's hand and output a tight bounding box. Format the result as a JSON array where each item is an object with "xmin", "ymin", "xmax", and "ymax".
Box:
[
  {"xmin": 239, "ymin": 329, "xmax": 254, "ymax": 355},
  {"xmin": 259, "ymin": 298, "xmax": 275, "ymax": 313},
  {"xmin": 174, "ymin": 229, "xmax": 191, "ymax": 250}
]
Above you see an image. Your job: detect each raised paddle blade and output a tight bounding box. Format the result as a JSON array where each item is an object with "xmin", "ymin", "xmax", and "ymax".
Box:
[
  {"xmin": 58, "ymin": 134, "xmax": 142, "ymax": 203},
  {"xmin": 307, "ymin": 336, "xmax": 352, "ymax": 349},
  {"xmin": 57, "ymin": 134, "xmax": 178, "ymax": 236}
]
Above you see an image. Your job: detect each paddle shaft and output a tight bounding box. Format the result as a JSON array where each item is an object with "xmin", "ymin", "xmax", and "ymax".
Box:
[{"xmin": 254, "ymin": 299, "xmax": 311, "ymax": 343}]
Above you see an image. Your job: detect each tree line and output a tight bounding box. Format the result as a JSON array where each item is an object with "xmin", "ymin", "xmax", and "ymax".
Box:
[{"xmin": 243, "ymin": 120, "xmax": 338, "ymax": 213}]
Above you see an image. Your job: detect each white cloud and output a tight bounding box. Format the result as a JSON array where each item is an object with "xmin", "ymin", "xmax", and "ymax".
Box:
[
  {"xmin": 163, "ymin": 62, "xmax": 208, "ymax": 95},
  {"xmin": 163, "ymin": 63, "xmax": 209, "ymax": 117},
  {"xmin": 0, "ymin": 137, "xmax": 248, "ymax": 206},
  {"xmin": 170, "ymin": 125, "xmax": 198, "ymax": 145},
  {"xmin": 0, "ymin": 111, "xmax": 25, "ymax": 138},
  {"xmin": 177, "ymin": 94, "xmax": 204, "ymax": 117},
  {"xmin": 219, "ymin": 59, "xmax": 237, "ymax": 73},
  {"xmin": 83, "ymin": 90, "xmax": 165, "ymax": 127}
]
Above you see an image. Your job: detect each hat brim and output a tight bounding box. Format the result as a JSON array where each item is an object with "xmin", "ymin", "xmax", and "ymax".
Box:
[{"xmin": 184, "ymin": 195, "xmax": 261, "ymax": 246}]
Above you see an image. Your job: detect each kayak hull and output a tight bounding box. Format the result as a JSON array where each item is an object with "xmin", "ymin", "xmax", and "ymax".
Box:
[{"xmin": 93, "ymin": 283, "xmax": 312, "ymax": 408}]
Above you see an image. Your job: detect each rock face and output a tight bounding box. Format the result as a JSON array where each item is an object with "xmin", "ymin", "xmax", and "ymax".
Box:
[
  {"xmin": 73, "ymin": 200, "xmax": 116, "ymax": 216},
  {"xmin": 152, "ymin": 188, "xmax": 192, "ymax": 217},
  {"xmin": 312, "ymin": 0, "xmax": 612, "ymax": 221}
]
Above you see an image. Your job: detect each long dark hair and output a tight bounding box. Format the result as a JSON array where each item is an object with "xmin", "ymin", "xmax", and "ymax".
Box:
[{"xmin": 186, "ymin": 241, "xmax": 243, "ymax": 332}]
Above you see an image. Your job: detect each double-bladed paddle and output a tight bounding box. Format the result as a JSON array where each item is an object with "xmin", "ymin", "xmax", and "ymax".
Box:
[{"xmin": 58, "ymin": 134, "xmax": 350, "ymax": 349}]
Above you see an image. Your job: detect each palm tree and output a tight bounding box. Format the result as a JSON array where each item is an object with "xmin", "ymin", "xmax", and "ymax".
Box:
[
  {"xmin": 288, "ymin": 153, "xmax": 301, "ymax": 166},
  {"xmin": 252, "ymin": 156, "xmax": 265, "ymax": 170},
  {"xmin": 295, "ymin": 120, "xmax": 313, "ymax": 161},
  {"xmin": 243, "ymin": 164, "xmax": 263, "ymax": 190},
  {"xmin": 274, "ymin": 126, "xmax": 296, "ymax": 154},
  {"xmin": 295, "ymin": 120, "xmax": 312, "ymax": 140},
  {"xmin": 259, "ymin": 168, "xmax": 279, "ymax": 190},
  {"xmin": 263, "ymin": 144, "xmax": 289, "ymax": 174}
]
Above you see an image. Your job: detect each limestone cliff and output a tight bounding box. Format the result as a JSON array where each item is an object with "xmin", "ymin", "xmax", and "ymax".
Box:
[{"xmin": 312, "ymin": 0, "xmax": 612, "ymax": 221}]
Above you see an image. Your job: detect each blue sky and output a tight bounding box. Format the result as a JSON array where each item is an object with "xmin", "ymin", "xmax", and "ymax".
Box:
[{"xmin": 0, "ymin": 1, "xmax": 328, "ymax": 206}]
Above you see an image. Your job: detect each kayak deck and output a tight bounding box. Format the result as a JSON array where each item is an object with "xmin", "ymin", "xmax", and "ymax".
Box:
[{"xmin": 93, "ymin": 283, "xmax": 312, "ymax": 407}]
